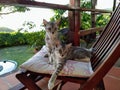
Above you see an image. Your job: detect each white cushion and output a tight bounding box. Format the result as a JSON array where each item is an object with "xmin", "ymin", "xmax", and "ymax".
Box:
[{"xmin": 20, "ymin": 46, "xmax": 93, "ymax": 77}]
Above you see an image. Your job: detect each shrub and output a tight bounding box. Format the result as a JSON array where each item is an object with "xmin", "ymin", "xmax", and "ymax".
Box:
[
  {"xmin": 0, "ymin": 32, "xmax": 26, "ymax": 47},
  {"xmin": 0, "ymin": 30, "xmax": 45, "ymax": 50},
  {"xmin": 11, "ymin": 32, "xmax": 26, "ymax": 45},
  {"xmin": 25, "ymin": 30, "xmax": 45, "ymax": 50},
  {"xmin": 0, "ymin": 33, "xmax": 11, "ymax": 46}
]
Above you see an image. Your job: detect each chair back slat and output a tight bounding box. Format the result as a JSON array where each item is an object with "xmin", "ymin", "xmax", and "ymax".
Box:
[
  {"xmin": 91, "ymin": 3, "xmax": 120, "ymax": 70},
  {"xmin": 93, "ymin": 20, "xmax": 120, "ymax": 67},
  {"xmin": 93, "ymin": 3, "xmax": 120, "ymax": 48}
]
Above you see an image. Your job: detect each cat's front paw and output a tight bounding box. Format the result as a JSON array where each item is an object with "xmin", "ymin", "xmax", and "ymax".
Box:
[{"xmin": 48, "ymin": 81, "xmax": 54, "ymax": 90}]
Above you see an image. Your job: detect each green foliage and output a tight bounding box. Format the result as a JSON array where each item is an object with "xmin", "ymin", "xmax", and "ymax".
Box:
[
  {"xmin": 0, "ymin": 31, "xmax": 45, "ymax": 49},
  {"xmin": 0, "ymin": 32, "xmax": 26, "ymax": 47},
  {"xmin": 11, "ymin": 32, "xmax": 26, "ymax": 45},
  {"xmin": 81, "ymin": 12, "xmax": 91, "ymax": 29},
  {"xmin": 81, "ymin": 13, "xmax": 110, "ymax": 29},
  {"xmin": 13, "ymin": 6, "xmax": 30, "ymax": 12},
  {"xmin": 50, "ymin": 9, "xmax": 68, "ymax": 29},
  {"xmin": 59, "ymin": 17, "xmax": 68, "ymax": 29},
  {"xmin": 81, "ymin": 0, "xmax": 92, "ymax": 8},
  {"xmin": 50, "ymin": 9, "xmax": 65, "ymax": 20},
  {"xmin": 50, "ymin": 0, "xmax": 92, "ymax": 29},
  {"xmin": 0, "ymin": 33, "xmax": 10, "ymax": 46},
  {"xmin": 25, "ymin": 30, "xmax": 45, "ymax": 50},
  {"xmin": 96, "ymin": 14, "xmax": 111, "ymax": 27},
  {"xmin": 0, "ymin": 5, "xmax": 30, "ymax": 15},
  {"xmin": 50, "ymin": 0, "xmax": 110, "ymax": 30}
]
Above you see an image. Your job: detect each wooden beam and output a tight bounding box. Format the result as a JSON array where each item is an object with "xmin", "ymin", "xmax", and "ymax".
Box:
[
  {"xmin": 78, "ymin": 27, "xmax": 104, "ymax": 36},
  {"xmin": 72, "ymin": 7, "xmax": 112, "ymax": 13},
  {"xmin": 0, "ymin": 0, "xmax": 72, "ymax": 10},
  {"xmin": 0, "ymin": 0, "xmax": 112, "ymax": 13},
  {"xmin": 0, "ymin": 0, "xmax": 17, "ymax": 3}
]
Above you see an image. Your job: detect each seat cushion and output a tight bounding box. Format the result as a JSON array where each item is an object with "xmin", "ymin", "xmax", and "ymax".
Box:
[{"xmin": 20, "ymin": 46, "xmax": 93, "ymax": 78}]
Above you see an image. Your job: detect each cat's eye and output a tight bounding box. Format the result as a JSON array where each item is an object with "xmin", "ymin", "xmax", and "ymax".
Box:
[
  {"xmin": 59, "ymin": 49, "xmax": 62, "ymax": 54},
  {"xmin": 54, "ymin": 27, "xmax": 57, "ymax": 30},
  {"xmin": 48, "ymin": 27, "xmax": 51, "ymax": 31}
]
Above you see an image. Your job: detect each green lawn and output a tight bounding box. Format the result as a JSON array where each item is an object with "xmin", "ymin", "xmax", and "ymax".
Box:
[{"xmin": 0, "ymin": 45, "xmax": 34, "ymax": 67}]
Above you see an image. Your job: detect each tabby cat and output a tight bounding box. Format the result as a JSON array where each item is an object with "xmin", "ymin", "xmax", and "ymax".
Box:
[
  {"xmin": 48, "ymin": 43, "xmax": 94, "ymax": 90},
  {"xmin": 43, "ymin": 19, "xmax": 60, "ymax": 64}
]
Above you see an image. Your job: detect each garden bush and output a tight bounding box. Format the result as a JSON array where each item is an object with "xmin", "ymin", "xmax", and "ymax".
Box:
[
  {"xmin": 0, "ymin": 32, "xmax": 26, "ymax": 47},
  {"xmin": 25, "ymin": 30, "xmax": 45, "ymax": 49},
  {"xmin": 0, "ymin": 30, "xmax": 45, "ymax": 49}
]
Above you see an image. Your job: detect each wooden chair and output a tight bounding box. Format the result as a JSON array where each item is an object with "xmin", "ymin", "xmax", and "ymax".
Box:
[{"xmin": 16, "ymin": 3, "xmax": 120, "ymax": 90}]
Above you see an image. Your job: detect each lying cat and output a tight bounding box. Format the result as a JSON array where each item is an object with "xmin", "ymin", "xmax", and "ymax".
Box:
[
  {"xmin": 43, "ymin": 19, "xmax": 60, "ymax": 64},
  {"xmin": 48, "ymin": 43, "xmax": 94, "ymax": 90}
]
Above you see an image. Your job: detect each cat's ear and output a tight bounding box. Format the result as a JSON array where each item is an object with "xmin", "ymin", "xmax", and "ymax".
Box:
[
  {"xmin": 55, "ymin": 19, "xmax": 61, "ymax": 26},
  {"xmin": 43, "ymin": 19, "xmax": 48, "ymax": 26},
  {"xmin": 66, "ymin": 43, "xmax": 72, "ymax": 49}
]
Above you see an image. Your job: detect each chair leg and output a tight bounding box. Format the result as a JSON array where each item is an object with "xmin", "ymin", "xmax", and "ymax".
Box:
[
  {"xmin": 16, "ymin": 72, "xmax": 42, "ymax": 90},
  {"xmin": 79, "ymin": 80, "xmax": 105, "ymax": 90},
  {"xmin": 57, "ymin": 81, "xmax": 66, "ymax": 90},
  {"xmin": 94, "ymin": 80, "xmax": 105, "ymax": 90},
  {"xmin": 53, "ymin": 81, "xmax": 66, "ymax": 90}
]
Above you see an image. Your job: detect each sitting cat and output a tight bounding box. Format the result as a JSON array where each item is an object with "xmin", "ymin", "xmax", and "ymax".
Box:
[
  {"xmin": 48, "ymin": 43, "xmax": 94, "ymax": 90},
  {"xmin": 43, "ymin": 19, "xmax": 60, "ymax": 64}
]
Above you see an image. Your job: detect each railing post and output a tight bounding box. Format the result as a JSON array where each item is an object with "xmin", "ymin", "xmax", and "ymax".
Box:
[
  {"xmin": 74, "ymin": 0, "xmax": 80, "ymax": 46},
  {"xmin": 68, "ymin": 0, "xmax": 75, "ymax": 45},
  {"xmin": 90, "ymin": 0, "xmax": 96, "ymax": 40},
  {"xmin": 113, "ymin": 0, "xmax": 116, "ymax": 11},
  {"xmin": 68, "ymin": 0, "xmax": 80, "ymax": 46}
]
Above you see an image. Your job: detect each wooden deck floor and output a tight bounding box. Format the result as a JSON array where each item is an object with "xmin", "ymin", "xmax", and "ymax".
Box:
[{"xmin": 0, "ymin": 66, "xmax": 120, "ymax": 90}]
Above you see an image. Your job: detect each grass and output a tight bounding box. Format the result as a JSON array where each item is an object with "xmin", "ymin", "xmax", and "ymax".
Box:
[{"xmin": 0, "ymin": 45, "xmax": 34, "ymax": 67}]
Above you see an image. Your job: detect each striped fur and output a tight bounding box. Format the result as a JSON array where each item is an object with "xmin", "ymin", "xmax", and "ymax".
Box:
[{"xmin": 48, "ymin": 43, "xmax": 94, "ymax": 90}]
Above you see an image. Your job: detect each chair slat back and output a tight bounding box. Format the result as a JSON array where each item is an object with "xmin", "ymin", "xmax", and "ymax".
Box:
[{"xmin": 91, "ymin": 3, "xmax": 120, "ymax": 71}]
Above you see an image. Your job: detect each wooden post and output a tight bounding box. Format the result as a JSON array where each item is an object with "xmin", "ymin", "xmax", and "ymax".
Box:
[
  {"xmin": 91, "ymin": 0, "xmax": 96, "ymax": 27},
  {"xmin": 68, "ymin": 0, "xmax": 80, "ymax": 46},
  {"xmin": 90, "ymin": 0, "xmax": 96, "ymax": 39},
  {"xmin": 74, "ymin": 0, "xmax": 80, "ymax": 46},
  {"xmin": 68, "ymin": 0, "xmax": 75, "ymax": 44},
  {"xmin": 113, "ymin": 0, "xmax": 116, "ymax": 11}
]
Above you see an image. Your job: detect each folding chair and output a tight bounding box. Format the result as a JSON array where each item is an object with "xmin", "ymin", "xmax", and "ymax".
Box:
[{"xmin": 16, "ymin": 3, "xmax": 120, "ymax": 90}]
